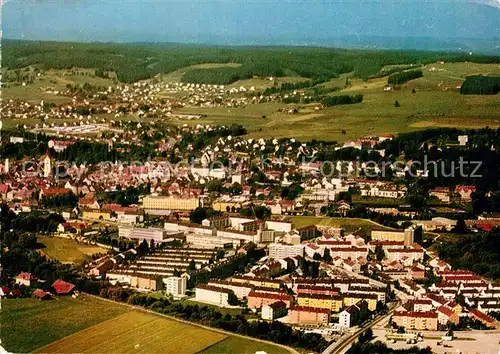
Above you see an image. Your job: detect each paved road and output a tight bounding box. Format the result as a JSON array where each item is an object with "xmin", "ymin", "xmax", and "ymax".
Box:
[{"xmin": 322, "ymin": 302, "xmax": 399, "ymax": 354}]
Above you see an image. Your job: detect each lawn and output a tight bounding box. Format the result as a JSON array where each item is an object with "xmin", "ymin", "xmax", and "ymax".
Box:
[
  {"xmin": 35, "ymin": 311, "xmax": 228, "ymax": 354},
  {"xmin": 291, "ymin": 216, "xmax": 394, "ymax": 235},
  {"xmin": 2, "ymin": 295, "xmax": 128, "ymax": 353},
  {"xmin": 37, "ymin": 235, "xmax": 107, "ymax": 263},
  {"xmin": 199, "ymin": 336, "xmax": 288, "ymax": 354}
]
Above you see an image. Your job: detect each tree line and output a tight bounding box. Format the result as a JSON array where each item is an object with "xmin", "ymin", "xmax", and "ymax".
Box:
[
  {"xmin": 4, "ymin": 39, "xmax": 500, "ymax": 84},
  {"xmin": 387, "ymin": 69, "xmax": 423, "ymax": 85},
  {"xmin": 460, "ymin": 75, "xmax": 500, "ymax": 95}
]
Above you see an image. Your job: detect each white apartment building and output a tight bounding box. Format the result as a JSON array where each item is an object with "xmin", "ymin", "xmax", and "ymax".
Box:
[
  {"xmin": 195, "ymin": 284, "xmax": 230, "ymax": 307},
  {"xmin": 164, "ymin": 276, "xmax": 187, "ymax": 298},
  {"xmin": 269, "ymin": 243, "xmax": 304, "ymax": 259}
]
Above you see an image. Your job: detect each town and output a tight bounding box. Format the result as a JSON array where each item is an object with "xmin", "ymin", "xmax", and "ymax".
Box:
[
  {"xmin": 2, "ymin": 13, "xmax": 500, "ymax": 354},
  {"xmin": 2, "ymin": 90, "xmax": 500, "ymax": 353}
]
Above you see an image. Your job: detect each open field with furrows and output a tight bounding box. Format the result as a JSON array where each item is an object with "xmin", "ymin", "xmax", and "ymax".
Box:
[
  {"xmin": 290, "ymin": 216, "xmax": 395, "ymax": 235},
  {"xmin": 35, "ymin": 311, "xmax": 228, "ymax": 354},
  {"xmin": 3, "ymin": 295, "xmax": 289, "ymax": 354},
  {"xmin": 37, "ymin": 235, "xmax": 107, "ymax": 263},
  {"xmin": 2, "ymin": 295, "xmax": 128, "ymax": 353}
]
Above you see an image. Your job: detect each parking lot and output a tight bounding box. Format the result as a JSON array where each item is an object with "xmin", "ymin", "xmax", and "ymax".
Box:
[{"xmin": 372, "ymin": 328, "xmax": 500, "ymax": 354}]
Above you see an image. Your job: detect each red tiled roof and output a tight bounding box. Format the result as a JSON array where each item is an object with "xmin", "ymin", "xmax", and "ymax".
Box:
[
  {"xmin": 248, "ymin": 291, "xmax": 292, "ymax": 301},
  {"xmin": 52, "ymin": 279, "xmax": 75, "ymax": 294},
  {"xmin": 196, "ymin": 284, "xmax": 231, "ymax": 294},
  {"xmin": 289, "ymin": 305, "xmax": 330, "ymax": 314},
  {"xmin": 17, "ymin": 272, "xmax": 37, "ymax": 281},
  {"xmin": 394, "ymin": 311, "xmax": 437, "ymax": 319},
  {"xmin": 317, "ymin": 240, "xmax": 351, "ymax": 245},
  {"xmin": 470, "ymin": 309, "xmax": 495, "ymax": 323},
  {"xmin": 33, "ymin": 288, "xmax": 51, "ymax": 299},
  {"xmin": 437, "ymin": 306, "xmax": 454, "ymax": 317}
]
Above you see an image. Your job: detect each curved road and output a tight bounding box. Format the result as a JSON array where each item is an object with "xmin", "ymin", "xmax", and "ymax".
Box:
[{"xmin": 322, "ymin": 302, "xmax": 399, "ymax": 354}]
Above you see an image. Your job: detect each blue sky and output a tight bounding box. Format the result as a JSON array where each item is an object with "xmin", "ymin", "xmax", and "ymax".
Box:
[{"xmin": 3, "ymin": 0, "xmax": 500, "ymax": 44}]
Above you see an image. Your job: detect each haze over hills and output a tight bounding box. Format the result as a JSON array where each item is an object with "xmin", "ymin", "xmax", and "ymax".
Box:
[{"xmin": 2, "ymin": 0, "xmax": 500, "ymax": 53}]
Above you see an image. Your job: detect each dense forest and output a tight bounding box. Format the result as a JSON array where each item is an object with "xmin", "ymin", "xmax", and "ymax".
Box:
[
  {"xmin": 3, "ymin": 40, "xmax": 500, "ymax": 84},
  {"xmin": 437, "ymin": 230, "xmax": 500, "ymax": 280},
  {"xmin": 387, "ymin": 69, "xmax": 423, "ymax": 85},
  {"xmin": 460, "ymin": 75, "xmax": 500, "ymax": 95}
]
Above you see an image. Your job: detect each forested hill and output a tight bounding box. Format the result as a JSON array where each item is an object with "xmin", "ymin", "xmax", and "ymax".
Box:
[
  {"xmin": 437, "ymin": 231, "xmax": 500, "ymax": 280},
  {"xmin": 3, "ymin": 40, "xmax": 500, "ymax": 83}
]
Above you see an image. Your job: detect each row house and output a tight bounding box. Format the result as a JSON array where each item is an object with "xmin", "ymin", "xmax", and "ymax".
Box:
[
  {"xmin": 343, "ymin": 293, "xmax": 378, "ymax": 311},
  {"xmin": 231, "ymin": 275, "xmax": 283, "ymax": 289},
  {"xmin": 247, "ymin": 291, "xmax": 293, "ymax": 309},
  {"xmin": 297, "ymin": 294, "xmax": 344, "ymax": 312},
  {"xmin": 393, "ymin": 311, "xmax": 438, "ymax": 331},
  {"xmin": 288, "ymin": 306, "xmax": 330, "ymax": 326},
  {"xmin": 195, "ymin": 284, "xmax": 231, "ymax": 307},
  {"xmin": 386, "ymin": 248, "xmax": 424, "ymax": 264},
  {"xmin": 207, "ymin": 280, "xmax": 253, "ymax": 300},
  {"xmin": 296, "ymin": 284, "xmax": 340, "ymax": 297}
]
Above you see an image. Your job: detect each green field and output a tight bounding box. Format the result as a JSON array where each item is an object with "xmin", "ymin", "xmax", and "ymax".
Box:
[
  {"xmin": 37, "ymin": 235, "xmax": 107, "ymax": 263},
  {"xmin": 291, "ymin": 216, "xmax": 394, "ymax": 235},
  {"xmin": 3, "ymin": 58, "xmax": 500, "ymax": 141},
  {"xmin": 35, "ymin": 311, "xmax": 228, "ymax": 354},
  {"xmin": 3, "ymin": 296, "xmax": 290, "ymax": 354},
  {"xmin": 199, "ymin": 336, "xmax": 287, "ymax": 354},
  {"xmin": 2, "ymin": 295, "xmax": 128, "ymax": 353},
  {"xmin": 172, "ymin": 63, "xmax": 500, "ymax": 141}
]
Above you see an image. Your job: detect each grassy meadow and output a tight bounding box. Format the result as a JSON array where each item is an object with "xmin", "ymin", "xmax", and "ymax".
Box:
[
  {"xmin": 291, "ymin": 216, "xmax": 395, "ymax": 235},
  {"xmin": 37, "ymin": 235, "xmax": 107, "ymax": 263},
  {"xmin": 3, "ymin": 295, "xmax": 290, "ymax": 354},
  {"xmin": 2, "ymin": 295, "xmax": 128, "ymax": 353},
  {"xmin": 3, "ymin": 60, "xmax": 500, "ymax": 141},
  {"xmin": 199, "ymin": 336, "xmax": 288, "ymax": 354}
]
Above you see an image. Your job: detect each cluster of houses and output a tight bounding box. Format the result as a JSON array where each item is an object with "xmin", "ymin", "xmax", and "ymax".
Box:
[
  {"xmin": 390, "ymin": 263, "xmax": 500, "ymax": 330},
  {"xmin": 195, "ymin": 274, "xmax": 384, "ymax": 328},
  {"xmin": 1, "ymin": 272, "xmax": 77, "ymax": 301}
]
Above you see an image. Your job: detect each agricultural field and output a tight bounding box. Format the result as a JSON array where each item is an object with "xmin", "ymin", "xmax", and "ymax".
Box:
[
  {"xmin": 199, "ymin": 336, "xmax": 287, "ymax": 354},
  {"xmin": 37, "ymin": 235, "xmax": 107, "ymax": 263},
  {"xmin": 3, "ymin": 295, "xmax": 289, "ymax": 354},
  {"xmin": 291, "ymin": 216, "xmax": 395, "ymax": 235},
  {"xmin": 2, "ymin": 68, "xmax": 116, "ymax": 103},
  {"xmin": 35, "ymin": 311, "xmax": 228, "ymax": 354},
  {"xmin": 173, "ymin": 62, "xmax": 500, "ymax": 141},
  {"xmin": 2, "ymin": 295, "xmax": 128, "ymax": 353},
  {"xmin": 3, "ymin": 43, "xmax": 500, "ymax": 142}
]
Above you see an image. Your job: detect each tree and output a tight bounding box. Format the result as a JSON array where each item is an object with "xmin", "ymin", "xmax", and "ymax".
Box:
[
  {"xmin": 228, "ymin": 290, "xmax": 239, "ymax": 306},
  {"xmin": 374, "ymin": 244, "xmax": 385, "ymax": 261},
  {"xmin": 323, "ymin": 248, "xmax": 332, "ymax": 263},
  {"xmin": 394, "ymin": 100, "xmax": 401, "ymax": 108},
  {"xmin": 188, "ymin": 259, "xmax": 197, "ymax": 271},
  {"xmin": 313, "ymin": 252, "xmax": 322, "ymax": 261},
  {"xmin": 453, "ymin": 217, "xmax": 468, "ymax": 234}
]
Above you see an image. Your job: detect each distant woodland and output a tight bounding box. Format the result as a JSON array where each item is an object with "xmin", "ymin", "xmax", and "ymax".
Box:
[{"xmin": 3, "ymin": 39, "xmax": 500, "ymax": 84}]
